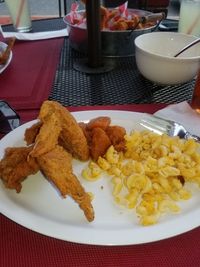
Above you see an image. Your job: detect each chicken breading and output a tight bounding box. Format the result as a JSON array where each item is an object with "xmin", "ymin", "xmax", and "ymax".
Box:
[
  {"xmin": 90, "ymin": 127, "xmax": 112, "ymax": 161},
  {"xmin": 79, "ymin": 117, "xmax": 126, "ymax": 160},
  {"xmin": 106, "ymin": 125, "xmax": 126, "ymax": 152},
  {"xmin": 37, "ymin": 145, "xmax": 94, "ymax": 222},
  {"xmin": 86, "ymin": 116, "xmax": 111, "ymax": 131},
  {"xmin": 38, "ymin": 100, "xmax": 89, "ymax": 161},
  {"xmin": 30, "ymin": 113, "xmax": 62, "ymax": 158},
  {"xmin": 24, "ymin": 121, "xmax": 42, "ymax": 145},
  {"xmin": 0, "ymin": 146, "xmax": 39, "ymax": 193}
]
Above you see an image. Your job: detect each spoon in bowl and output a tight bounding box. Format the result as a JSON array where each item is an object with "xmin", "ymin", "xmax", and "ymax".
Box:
[{"xmin": 174, "ymin": 37, "xmax": 200, "ymax": 57}]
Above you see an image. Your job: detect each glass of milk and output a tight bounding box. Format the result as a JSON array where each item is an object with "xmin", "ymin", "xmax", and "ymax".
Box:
[
  {"xmin": 178, "ymin": 0, "xmax": 200, "ymax": 37},
  {"xmin": 5, "ymin": 0, "xmax": 32, "ymax": 32}
]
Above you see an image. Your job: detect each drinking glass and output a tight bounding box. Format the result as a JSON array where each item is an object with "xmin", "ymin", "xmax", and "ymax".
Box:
[
  {"xmin": 178, "ymin": 0, "xmax": 200, "ymax": 37},
  {"xmin": 5, "ymin": 0, "xmax": 32, "ymax": 32}
]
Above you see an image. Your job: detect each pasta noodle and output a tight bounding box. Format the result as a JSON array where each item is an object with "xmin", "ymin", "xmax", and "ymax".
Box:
[{"xmin": 82, "ymin": 130, "xmax": 200, "ymax": 226}]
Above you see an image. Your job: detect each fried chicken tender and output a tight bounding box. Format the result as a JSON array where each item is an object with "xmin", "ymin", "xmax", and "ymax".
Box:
[
  {"xmin": 37, "ymin": 145, "xmax": 94, "ymax": 222},
  {"xmin": 38, "ymin": 101, "xmax": 89, "ymax": 161},
  {"xmin": 24, "ymin": 121, "xmax": 42, "ymax": 145},
  {"xmin": 0, "ymin": 146, "xmax": 39, "ymax": 193},
  {"xmin": 30, "ymin": 113, "xmax": 61, "ymax": 158}
]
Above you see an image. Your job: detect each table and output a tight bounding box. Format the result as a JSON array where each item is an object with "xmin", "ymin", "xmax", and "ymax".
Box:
[
  {"xmin": 1, "ymin": 18, "xmax": 200, "ymax": 267},
  {"xmin": 50, "ymin": 37, "xmax": 195, "ymax": 106},
  {"xmin": 2, "ymin": 18, "xmax": 196, "ymax": 107}
]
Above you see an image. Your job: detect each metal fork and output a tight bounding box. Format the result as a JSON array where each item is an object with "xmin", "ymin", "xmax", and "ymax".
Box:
[{"xmin": 140, "ymin": 114, "xmax": 200, "ymax": 142}]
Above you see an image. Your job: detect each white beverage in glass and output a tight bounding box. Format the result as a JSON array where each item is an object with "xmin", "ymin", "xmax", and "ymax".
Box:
[
  {"xmin": 5, "ymin": 0, "xmax": 32, "ymax": 32},
  {"xmin": 178, "ymin": 0, "xmax": 200, "ymax": 37}
]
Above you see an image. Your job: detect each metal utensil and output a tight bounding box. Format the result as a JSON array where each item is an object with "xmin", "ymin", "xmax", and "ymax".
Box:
[
  {"xmin": 140, "ymin": 114, "xmax": 200, "ymax": 142},
  {"xmin": 174, "ymin": 37, "xmax": 200, "ymax": 57},
  {"xmin": 128, "ymin": 12, "xmax": 165, "ymax": 37}
]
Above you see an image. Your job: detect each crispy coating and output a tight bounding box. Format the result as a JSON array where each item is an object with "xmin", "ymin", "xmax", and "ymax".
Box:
[
  {"xmin": 106, "ymin": 125, "xmax": 126, "ymax": 152},
  {"xmin": 37, "ymin": 145, "xmax": 94, "ymax": 222},
  {"xmin": 79, "ymin": 122, "xmax": 92, "ymax": 143},
  {"xmin": 24, "ymin": 121, "xmax": 42, "ymax": 145},
  {"xmin": 86, "ymin": 116, "xmax": 111, "ymax": 131},
  {"xmin": 38, "ymin": 100, "xmax": 89, "ymax": 161},
  {"xmin": 0, "ymin": 146, "xmax": 39, "ymax": 193},
  {"xmin": 90, "ymin": 127, "xmax": 111, "ymax": 161},
  {"xmin": 79, "ymin": 117, "xmax": 126, "ymax": 159},
  {"xmin": 30, "ymin": 113, "xmax": 61, "ymax": 158}
]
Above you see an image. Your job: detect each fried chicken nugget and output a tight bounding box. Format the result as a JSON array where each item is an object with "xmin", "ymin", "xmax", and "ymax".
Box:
[
  {"xmin": 86, "ymin": 116, "xmax": 111, "ymax": 131},
  {"xmin": 90, "ymin": 127, "xmax": 111, "ymax": 161},
  {"xmin": 37, "ymin": 145, "xmax": 94, "ymax": 222},
  {"xmin": 0, "ymin": 146, "xmax": 39, "ymax": 193},
  {"xmin": 106, "ymin": 125, "xmax": 126, "ymax": 152},
  {"xmin": 30, "ymin": 113, "xmax": 61, "ymax": 158},
  {"xmin": 38, "ymin": 101, "xmax": 89, "ymax": 161}
]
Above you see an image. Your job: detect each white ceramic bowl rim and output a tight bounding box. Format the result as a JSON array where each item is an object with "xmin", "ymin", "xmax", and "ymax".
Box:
[{"xmin": 135, "ymin": 32, "xmax": 200, "ymax": 60}]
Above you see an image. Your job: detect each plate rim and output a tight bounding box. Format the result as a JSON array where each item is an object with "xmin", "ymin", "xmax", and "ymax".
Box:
[
  {"xmin": 0, "ymin": 41, "xmax": 13, "ymax": 74},
  {"xmin": 0, "ymin": 110, "xmax": 200, "ymax": 246}
]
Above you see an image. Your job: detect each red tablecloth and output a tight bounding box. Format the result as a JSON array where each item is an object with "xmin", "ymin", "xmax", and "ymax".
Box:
[
  {"xmin": 1, "ymin": 104, "xmax": 200, "ymax": 267},
  {"xmin": 0, "ymin": 38, "xmax": 64, "ymax": 111}
]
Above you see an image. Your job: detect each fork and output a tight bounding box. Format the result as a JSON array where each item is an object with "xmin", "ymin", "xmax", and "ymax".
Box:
[{"xmin": 140, "ymin": 114, "xmax": 200, "ymax": 142}]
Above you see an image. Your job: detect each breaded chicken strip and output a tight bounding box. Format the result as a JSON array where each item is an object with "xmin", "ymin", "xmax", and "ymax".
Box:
[
  {"xmin": 37, "ymin": 145, "xmax": 94, "ymax": 222},
  {"xmin": 30, "ymin": 113, "xmax": 61, "ymax": 158},
  {"xmin": 24, "ymin": 121, "xmax": 42, "ymax": 145},
  {"xmin": 38, "ymin": 101, "xmax": 89, "ymax": 161},
  {"xmin": 0, "ymin": 146, "xmax": 39, "ymax": 193}
]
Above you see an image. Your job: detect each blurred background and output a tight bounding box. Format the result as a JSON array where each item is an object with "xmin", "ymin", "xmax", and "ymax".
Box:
[{"xmin": 0, "ymin": 0, "xmax": 180, "ymax": 24}]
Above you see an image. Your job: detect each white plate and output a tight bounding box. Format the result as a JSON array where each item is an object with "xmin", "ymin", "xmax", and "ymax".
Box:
[
  {"xmin": 0, "ymin": 41, "xmax": 13, "ymax": 74},
  {"xmin": 0, "ymin": 110, "xmax": 200, "ymax": 245}
]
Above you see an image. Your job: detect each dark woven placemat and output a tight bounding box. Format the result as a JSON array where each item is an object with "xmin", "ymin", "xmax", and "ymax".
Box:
[
  {"xmin": 2, "ymin": 17, "xmax": 66, "ymax": 32},
  {"xmin": 3, "ymin": 17, "xmax": 195, "ymax": 106},
  {"xmin": 49, "ymin": 38, "xmax": 195, "ymax": 106}
]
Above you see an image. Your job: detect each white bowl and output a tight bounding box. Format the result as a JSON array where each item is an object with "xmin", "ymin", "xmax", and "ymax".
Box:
[{"xmin": 134, "ymin": 32, "xmax": 200, "ymax": 85}]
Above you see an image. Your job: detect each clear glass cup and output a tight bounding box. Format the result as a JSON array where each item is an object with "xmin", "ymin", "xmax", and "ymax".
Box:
[
  {"xmin": 178, "ymin": 0, "xmax": 200, "ymax": 37},
  {"xmin": 5, "ymin": 0, "xmax": 32, "ymax": 32}
]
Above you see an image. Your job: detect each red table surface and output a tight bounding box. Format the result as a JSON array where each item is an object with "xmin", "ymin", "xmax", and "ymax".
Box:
[
  {"xmin": 0, "ymin": 104, "xmax": 200, "ymax": 267},
  {"xmin": 0, "ymin": 38, "xmax": 64, "ymax": 111}
]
